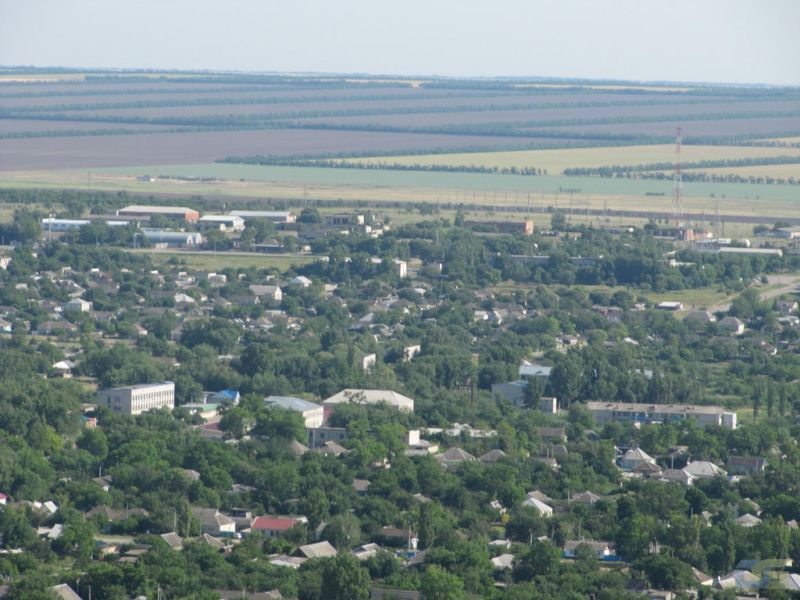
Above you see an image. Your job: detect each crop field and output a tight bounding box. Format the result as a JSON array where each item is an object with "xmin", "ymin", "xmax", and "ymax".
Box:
[
  {"xmin": 1, "ymin": 71, "xmax": 799, "ymax": 226},
  {"xmin": 342, "ymin": 144, "xmax": 800, "ymax": 174},
  {"xmin": 0, "ymin": 128, "xmax": 559, "ymax": 170},
  {"xmin": 2, "ymin": 162, "xmax": 797, "ymax": 220}
]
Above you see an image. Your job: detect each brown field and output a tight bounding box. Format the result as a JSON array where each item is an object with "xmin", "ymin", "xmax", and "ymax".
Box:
[
  {"xmin": 0, "ymin": 128, "xmax": 562, "ymax": 170},
  {"xmin": 1, "ymin": 74, "xmax": 798, "ymax": 177}
]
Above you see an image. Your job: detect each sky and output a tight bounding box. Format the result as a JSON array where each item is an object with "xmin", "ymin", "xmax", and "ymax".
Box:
[{"xmin": 2, "ymin": 0, "xmax": 799, "ymax": 85}]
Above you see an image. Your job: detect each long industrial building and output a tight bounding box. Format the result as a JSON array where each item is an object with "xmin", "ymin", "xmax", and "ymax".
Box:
[
  {"xmin": 117, "ymin": 205, "xmax": 200, "ymax": 223},
  {"xmin": 97, "ymin": 382, "xmax": 175, "ymax": 415},
  {"xmin": 229, "ymin": 210, "xmax": 296, "ymax": 224},
  {"xmin": 586, "ymin": 401, "xmax": 737, "ymax": 429}
]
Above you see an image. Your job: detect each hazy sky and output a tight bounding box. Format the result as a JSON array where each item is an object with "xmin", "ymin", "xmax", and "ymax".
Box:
[{"xmin": 2, "ymin": 0, "xmax": 799, "ymax": 85}]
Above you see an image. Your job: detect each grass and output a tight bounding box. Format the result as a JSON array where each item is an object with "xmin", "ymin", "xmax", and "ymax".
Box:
[
  {"xmin": 130, "ymin": 248, "xmax": 318, "ymax": 271},
  {"xmin": 340, "ymin": 145, "xmax": 800, "ymax": 175}
]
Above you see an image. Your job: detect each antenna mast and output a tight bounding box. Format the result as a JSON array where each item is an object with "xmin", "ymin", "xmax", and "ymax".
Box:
[{"xmin": 672, "ymin": 126, "xmax": 683, "ymax": 233}]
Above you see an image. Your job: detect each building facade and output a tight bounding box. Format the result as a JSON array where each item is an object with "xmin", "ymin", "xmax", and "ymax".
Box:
[
  {"xmin": 97, "ymin": 381, "xmax": 175, "ymax": 415},
  {"xmin": 586, "ymin": 401, "xmax": 737, "ymax": 429}
]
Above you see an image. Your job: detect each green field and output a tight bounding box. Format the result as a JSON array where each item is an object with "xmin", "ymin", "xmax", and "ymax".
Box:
[
  {"xmin": 2, "ymin": 161, "xmax": 798, "ymax": 222},
  {"xmin": 130, "ymin": 249, "xmax": 318, "ymax": 271},
  {"xmin": 340, "ymin": 144, "xmax": 800, "ymax": 175}
]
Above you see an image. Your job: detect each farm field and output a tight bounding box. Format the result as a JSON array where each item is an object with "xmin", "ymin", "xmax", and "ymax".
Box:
[
  {"xmin": 341, "ymin": 144, "xmax": 800, "ymax": 174},
  {"xmin": 2, "ymin": 163, "xmax": 797, "ymax": 223},
  {"xmin": 2, "ymin": 71, "xmax": 799, "ymax": 227},
  {"xmin": 0, "ymin": 128, "xmax": 556, "ymax": 170}
]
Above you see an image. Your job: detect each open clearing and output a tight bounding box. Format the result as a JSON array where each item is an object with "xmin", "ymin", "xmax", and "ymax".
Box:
[
  {"xmin": 130, "ymin": 249, "xmax": 318, "ymax": 271},
  {"xmin": 341, "ymin": 144, "xmax": 800, "ymax": 174}
]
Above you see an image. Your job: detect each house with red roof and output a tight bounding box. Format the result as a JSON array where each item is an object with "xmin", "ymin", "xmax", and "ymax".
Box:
[{"xmin": 250, "ymin": 516, "xmax": 305, "ymax": 537}]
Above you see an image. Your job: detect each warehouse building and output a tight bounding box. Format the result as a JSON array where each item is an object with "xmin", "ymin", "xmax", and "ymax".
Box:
[
  {"xmin": 97, "ymin": 382, "xmax": 175, "ymax": 415},
  {"xmin": 229, "ymin": 210, "xmax": 296, "ymax": 224},
  {"xmin": 142, "ymin": 229, "xmax": 204, "ymax": 248},
  {"xmin": 117, "ymin": 205, "xmax": 200, "ymax": 223},
  {"xmin": 198, "ymin": 215, "xmax": 246, "ymax": 232}
]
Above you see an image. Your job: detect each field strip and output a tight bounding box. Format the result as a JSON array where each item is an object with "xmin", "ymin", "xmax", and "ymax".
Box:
[{"xmin": 339, "ymin": 144, "xmax": 800, "ymax": 174}]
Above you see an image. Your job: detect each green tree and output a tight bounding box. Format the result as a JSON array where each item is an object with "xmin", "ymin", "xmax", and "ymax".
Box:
[
  {"xmin": 320, "ymin": 554, "xmax": 370, "ymax": 600},
  {"xmin": 420, "ymin": 564, "xmax": 466, "ymax": 600}
]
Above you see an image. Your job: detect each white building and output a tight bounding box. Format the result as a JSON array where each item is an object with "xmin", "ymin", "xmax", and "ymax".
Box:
[
  {"xmin": 142, "ymin": 229, "xmax": 204, "ymax": 248},
  {"xmin": 323, "ymin": 388, "xmax": 414, "ymax": 412},
  {"xmin": 619, "ymin": 447, "xmax": 656, "ymax": 470},
  {"xmin": 264, "ymin": 396, "xmax": 324, "ymax": 428},
  {"xmin": 289, "ymin": 276, "xmax": 312, "ymax": 288},
  {"xmin": 718, "ymin": 316, "xmax": 745, "ymax": 336},
  {"xmin": 41, "ymin": 218, "xmax": 90, "ymax": 232},
  {"xmin": 393, "ymin": 259, "xmax": 408, "ymax": 278},
  {"xmin": 249, "ymin": 284, "xmax": 283, "ymax": 302},
  {"xmin": 63, "ymin": 298, "xmax": 92, "ymax": 313},
  {"xmin": 198, "ymin": 215, "xmax": 246, "ymax": 232},
  {"xmin": 521, "ymin": 493, "xmax": 553, "ymax": 517},
  {"xmin": 586, "ymin": 401, "xmax": 737, "ymax": 429},
  {"xmin": 97, "ymin": 381, "xmax": 175, "ymax": 415},
  {"xmin": 229, "ymin": 210, "xmax": 296, "ymax": 224}
]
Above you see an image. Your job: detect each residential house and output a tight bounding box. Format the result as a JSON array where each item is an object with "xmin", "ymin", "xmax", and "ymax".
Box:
[
  {"xmin": 404, "ymin": 430, "xmax": 438, "ymax": 456},
  {"xmin": 289, "ymin": 276, "xmax": 312, "ymax": 288},
  {"xmin": 63, "ymin": 298, "xmax": 92, "ymax": 313},
  {"xmin": 718, "ymin": 316, "xmax": 745, "ymax": 335},
  {"xmin": 728, "ymin": 456, "xmax": 767, "ymax": 476},
  {"xmin": 535, "ymin": 427, "xmax": 567, "ymax": 444},
  {"xmin": 571, "ymin": 491, "xmax": 601, "ymax": 505},
  {"xmin": 491, "ymin": 554, "xmax": 515, "ymax": 571},
  {"xmin": 563, "ymin": 540, "xmax": 616, "ymax": 559},
  {"xmin": 521, "ymin": 494, "xmax": 553, "ymax": 517},
  {"xmin": 619, "ymin": 447, "xmax": 656, "ymax": 471},
  {"xmin": 52, "ymin": 360, "xmax": 76, "ymax": 378},
  {"xmin": 735, "ymin": 514, "xmax": 762, "ymax": 528},
  {"xmin": 297, "ymin": 541, "xmax": 337, "ymax": 559},
  {"xmin": 191, "ymin": 508, "xmax": 236, "ymax": 536},
  {"xmin": 160, "ymin": 532, "xmax": 184, "ymax": 551},
  {"xmin": 51, "ymin": 583, "xmax": 83, "ymax": 600},
  {"xmin": 479, "ymin": 449, "xmax": 507, "ymax": 464},
  {"xmin": 250, "ymin": 516, "xmax": 304, "ymax": 537},
  {"xmin": 249, "ymin": 285, "xmax": 283, "ymax": 303},
  {"xmin": 437, "ymin": 447, "xmax": 476, "ymax": 468},
  {"xmin": 352, "ymin": 543, "xmax": 382, "ymax": 561},
  {"xmin": 660, "ymin": 468, "xmax": 694, "ymax": 486},
  {"xmin": 684, "ymin": 461, "xmax": 726, "ymax": 479}
]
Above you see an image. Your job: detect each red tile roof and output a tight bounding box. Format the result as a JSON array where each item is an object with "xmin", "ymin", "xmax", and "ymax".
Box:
[{"xmin": 251, "ymin": 517, "xmax": 299, "ymax": 531}]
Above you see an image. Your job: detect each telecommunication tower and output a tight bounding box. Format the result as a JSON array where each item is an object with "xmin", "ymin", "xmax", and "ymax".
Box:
[{"xmin": 672, "ymin": 126, "xmax": 683, "ymax": 230}]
